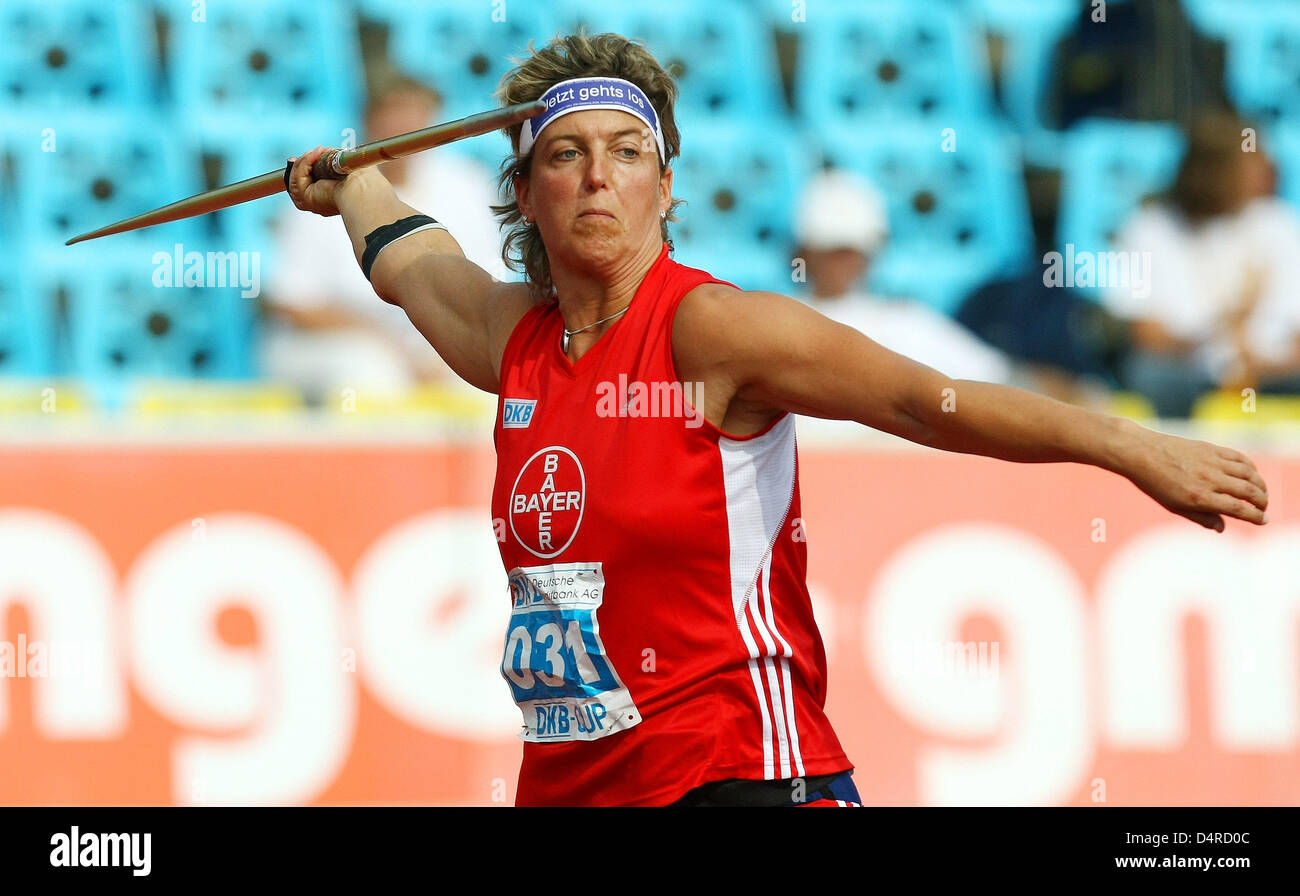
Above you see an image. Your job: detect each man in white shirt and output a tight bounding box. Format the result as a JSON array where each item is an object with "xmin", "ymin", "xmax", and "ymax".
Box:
[
  {"xmin": 1104, "ymin": 115, "xmax": 1300, "ymax": 417},
  {"xmin": 261, "ymin": 72, "xmax": 512, "ymax": 403},
  {"xmin": 794, "ymin": 169, "xmax": 1013, "ymax": 386}
]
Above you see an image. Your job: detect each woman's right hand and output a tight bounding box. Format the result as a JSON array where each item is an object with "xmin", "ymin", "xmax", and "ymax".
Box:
[{"xmin": 286, "ymin": 146, "xmax": 345, "ymax": 217}]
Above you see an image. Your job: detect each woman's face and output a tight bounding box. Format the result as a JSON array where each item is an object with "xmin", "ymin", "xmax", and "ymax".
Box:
[{"xmin": 516, "ymin": 108, "xmax": 672, "ymax": 279}]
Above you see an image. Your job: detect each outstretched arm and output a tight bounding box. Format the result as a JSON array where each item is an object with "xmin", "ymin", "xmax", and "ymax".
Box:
[{"xmin": 676, "ymin": 286, "xmax": 1269, "ymax": 531}]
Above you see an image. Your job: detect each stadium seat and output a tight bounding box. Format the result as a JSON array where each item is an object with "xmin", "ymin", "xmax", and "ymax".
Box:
[
  {"xmin": 972, "ymin": 0, "xmax": 1079, "ymax": 165},
  {"xmin": 555, "ymin": 0, "xmax": 785, "ymax": 119},
  {"xmin": 1218, "ymin": 2, "xmax": 1300, "ymax": 127},
  {"xmin": 50, "ymin": 247, "xmax": 256, "ymax": 389},
  {"xmin": 14, "ymin": 109, "xmax": 202, "ymax": 261},
  {"xmin": 163, "ymin": 0, "xmax": 362, "ymax": 133},
  {"xmin": 1056, "ymin": 119, "xmax": 1185, "ymax": 255},
  {"xmin": 0, "ymin": 0, "xmax": 155, "ymax": 110},
  {"xmin": 794, "ymin": 0, "xmax": 996, "ymax": 126},
  {"xmin": 1180, "ymin": 0, "xmax": 1239, "ymax": 36},
  {"xmin": 0, "ymin": 112, "xmax": 28, "ymax": 285},
  {"xmin": 1267, "ymin": 121, "xmax": 1300, "ymax": 209},
  {"xmin": 815, "ymin": 118, "xmax": 1034, "ymax": 313},
  {"xmin": 758, "ymin": 0, "xmax": 809, "ymax": 34},
  {"xmin": 369, "ymin": 0, "xmax": 561, "ymax": 121},
  {"xmin": 667, "ymin": 118, "xmax": 810, "ymax": 293},
  {"xmin": 0, "ymin": 260, "xmax": 55, "ymax": 377},
  {"xmin": 178, "ymin": 113, "xmax": 348, "ymax": 268},
  {"xmin": 669, "ymin": 241, "xmax": 796, "ymax": 297}
]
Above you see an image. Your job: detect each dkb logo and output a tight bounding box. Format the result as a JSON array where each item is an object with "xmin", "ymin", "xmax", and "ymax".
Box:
[{"xmin": 503, "ymin": 398, "xmax": 536, "ymax": 429}]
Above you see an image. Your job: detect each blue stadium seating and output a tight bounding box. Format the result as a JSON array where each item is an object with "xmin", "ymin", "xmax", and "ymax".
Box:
[
  {"xmin": 554, "ymin": 0, "xmax": 785, "ymax": 119},
  {"xmin": 972, "ymin": 0, "xmax": 1079, "ymax": 166},
  {"xmin": 795, "ymin": 0, "xmax": 996, "ymax": 126},
  {"xmin": 667, "ymin": 118, "xmax": 810, "ymax": 294},
  {"xmin": 54, "ymin": 247, "xmax": 256, "ymax": 387},
  {"xmin": 815, "ymin": 118, "xmax": 1034, "ymax": 313},
  {"xmin": 0, "ymin": 113, "xmax": 25, "ymax": 252},
  {"xmin": 1267, "ymin": 121, "xmax": 1300, "ymax": 209},
  {"xmin": 1056, "ymin": 119, "xmax": 1185, "ymax": 255},
  {"xmin": 178, "ymin": 114, "xmax": 349, "ymax": 272},
  {"xmin": 0, "ymin": 259, "xmax": 54, "ymax": 377},
  {"xmin": 14, "ymin": 110, "xmax": 201, "ymax": 266},
  {"xmin": 0, "ymin": 0, "xmax": 154, "ymax": 110},
  {"xmin": 371, "ymin": 0, "xmax": 561, "ymax": 121},
  {"xmin": 1219, "ymin": 2, "xmax": 1300, "ymax": 127},
  {"xmin": 15, "ymin": 111, "xmax": 203, "ymax": 259},
  {"xmin": 758, "ymin": 0, "xmax": 809, "ymax": 34},
  {"xmin": 1181, "ymin": 0, "xmax": 1253, "ymax": 37},
  {"xmin": 163, "ymin": 0, "xmax": 362, "ymax": 134}
]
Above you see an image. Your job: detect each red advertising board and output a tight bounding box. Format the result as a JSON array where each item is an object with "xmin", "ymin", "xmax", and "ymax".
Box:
[{"xmin": 1, "ymin": 432, "xmax": 1296, "ymax": 805}]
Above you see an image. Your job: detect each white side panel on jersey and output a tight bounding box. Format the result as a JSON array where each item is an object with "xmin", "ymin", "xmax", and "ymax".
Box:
[
  {"xmin": 718, "ymin": 414, "xmax": 801, "ymax": 779},
  {"xmin": 719, "ymin": 413, "xmax": 798, "ymax": 621}
]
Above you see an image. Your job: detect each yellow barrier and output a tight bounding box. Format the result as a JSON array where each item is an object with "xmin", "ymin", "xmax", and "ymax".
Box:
[
  {"xmin": 130, "ymin": 380, "xmax": 305, "ymax": 416},
  {"xmin": 0, "ymin": 379, "xmax": 90, "ymax": 414},
  {"xmin": 1192, "ymin": 389, "xmax": 1300, "ymax": 424}
]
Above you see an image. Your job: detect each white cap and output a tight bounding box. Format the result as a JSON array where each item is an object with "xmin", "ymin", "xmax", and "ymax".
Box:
[{"xmin": 795, "ymin": 169, "xmax": 889, "ymax": 255}]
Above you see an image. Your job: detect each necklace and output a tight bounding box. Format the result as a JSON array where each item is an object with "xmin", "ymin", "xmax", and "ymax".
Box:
[{"xmin": 562, "ymin": 305, "xmax": 631, "ymax": 353}]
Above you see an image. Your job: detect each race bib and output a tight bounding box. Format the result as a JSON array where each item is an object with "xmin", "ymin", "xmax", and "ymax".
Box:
[{"xmin": 501, "ymin": 562, "xmax": 641, "ymax": 742}]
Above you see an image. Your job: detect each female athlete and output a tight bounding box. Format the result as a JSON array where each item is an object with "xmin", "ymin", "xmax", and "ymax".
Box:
[{"xmin": 286, "ymin": 32, "xmax": 1269, "ymax": 807}]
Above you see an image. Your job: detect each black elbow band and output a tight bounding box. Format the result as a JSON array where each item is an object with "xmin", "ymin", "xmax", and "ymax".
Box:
[{"xmin": 361, "ymin": 214, "xmax": 444, "ymax": 281}]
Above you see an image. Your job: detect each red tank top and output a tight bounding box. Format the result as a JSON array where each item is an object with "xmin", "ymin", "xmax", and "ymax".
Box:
[{"xmin": 491, "ymin": 243, "xmax": 850, "ymax": 806}]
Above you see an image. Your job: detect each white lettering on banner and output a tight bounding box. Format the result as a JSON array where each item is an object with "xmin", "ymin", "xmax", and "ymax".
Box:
[
  {"xmin": 124, "ymin": 514, "xmax": 355, "ymax": 806},
  {"xmin": 0, "ymin": 509, "xmax": 125, "ymax": 737},
  {"xmin": 354, "ymin": 510, "xmax": 519, "ymax": 741},
  {"xmin": 865, "ymin": 524, "xmax": 1092, "ymax": 806},
  {"xmin": 1098, "ymin": 525, "xmax": 1300, "ymax": 749},
  {"xmin": 3, "ymin": 504, "xmax": 1297, "ymax": 805},
  {"xmin": 863, "ymin": 523, "xmax": 1300, "ymax": 806}
]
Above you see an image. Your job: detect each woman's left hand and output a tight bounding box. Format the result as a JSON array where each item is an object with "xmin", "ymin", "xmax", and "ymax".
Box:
[{"xmin": 1121, "ymin": 429, "xmax": 1269, "ymax": 531}]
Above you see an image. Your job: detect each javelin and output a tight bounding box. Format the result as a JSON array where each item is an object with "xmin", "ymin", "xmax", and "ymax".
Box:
[{"xmin": 65, "ymin": 100, "xmax": 547, "ymax": 246}]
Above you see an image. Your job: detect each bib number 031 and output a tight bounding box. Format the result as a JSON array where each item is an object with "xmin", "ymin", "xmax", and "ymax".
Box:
[{"xmin": 501, "ymin": 562, "xmax": 641, "ymax": 742}]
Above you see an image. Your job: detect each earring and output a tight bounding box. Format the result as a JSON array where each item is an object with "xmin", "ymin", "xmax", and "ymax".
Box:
[{"xmin": 660, "ymin": 210, "xmax": 667, "ymax": 219}]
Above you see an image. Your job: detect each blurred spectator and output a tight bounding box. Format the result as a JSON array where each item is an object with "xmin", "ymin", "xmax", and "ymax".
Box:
[
  {"xmin": 260, "ymin": 71, "xmax": 511, "ymax": 404},
  {"xmin": 1105, "ymin": 112, "xmax": 1300, "ymax": 417},
  {"xmin": 956, "ymin": 272, "xmax": 1129, "ymax": 407},
  {"xmin": 1045, "ymin": 0, "xmax": 1230, "ymax": 130},
  {"xmin": 794, "ymin": 170, "xmax": 1013, "ymax": 385}
]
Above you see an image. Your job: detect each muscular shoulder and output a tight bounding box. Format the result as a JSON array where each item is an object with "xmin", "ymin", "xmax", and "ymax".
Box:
[
  {"xmin": 672, "ymin": 283, "xmax": 827, "ymax": 380},
  {"xmin": 671, "ymin": 282, "xmax": 744, "ymax": 377},
  {"xmin": 671, "ymin": 283, "xmax": 811, "ymax": 434}
]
